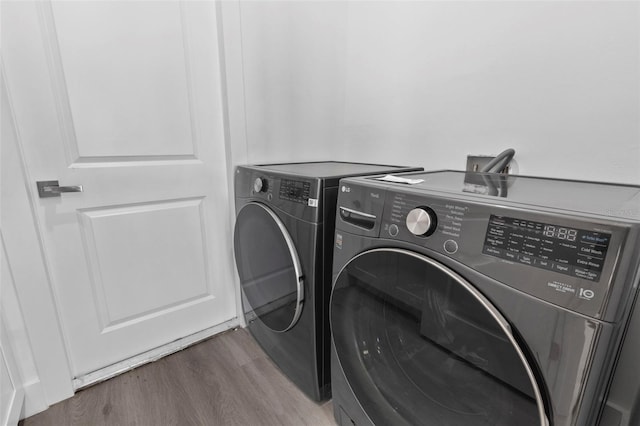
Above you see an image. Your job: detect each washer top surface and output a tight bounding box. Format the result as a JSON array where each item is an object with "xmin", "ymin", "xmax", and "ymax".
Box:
[
  {"xmin": 251, "ymin": 161, "xmax": 418, "ymax": 179},
  {"xmin": 360, "ymin": 170, "xmax": 640, "ymax": 221}
]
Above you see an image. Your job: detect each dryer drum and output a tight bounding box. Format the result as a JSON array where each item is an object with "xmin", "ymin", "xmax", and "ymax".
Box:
[{"xmin": 330, "ymin": 248, "xmax": 548, "ymax": 426}]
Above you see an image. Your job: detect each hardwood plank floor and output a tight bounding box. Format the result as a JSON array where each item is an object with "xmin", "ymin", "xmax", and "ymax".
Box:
[{"xmin": 21, "ymin": 328, "xmax": 336, "ymax": 426}]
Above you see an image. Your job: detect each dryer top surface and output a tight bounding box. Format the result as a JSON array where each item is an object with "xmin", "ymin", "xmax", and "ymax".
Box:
[{"xmin": 246, "ymin": 161, "xmax": 421, "ymax": 181}]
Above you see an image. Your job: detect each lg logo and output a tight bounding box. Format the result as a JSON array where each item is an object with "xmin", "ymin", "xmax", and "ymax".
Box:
[
  {"xmin": 341, "ymin": 185, "xmax": 351, "ymax": 193},
  {"xmin": 579, "ymin": 288, "xmax": 595, "ymax": 300}
]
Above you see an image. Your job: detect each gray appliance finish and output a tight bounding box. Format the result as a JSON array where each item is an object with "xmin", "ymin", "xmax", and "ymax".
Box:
[
  {"xmin": 329, "ymin": 170, "xmax": 640, "ymax": 426},
  {"xmin": 233, "ymin": 161, "xmax": 422, "ymax": 402},
  {"xmin": 602, "ymin": 296, "xmax": 640, "ymax": 425}
]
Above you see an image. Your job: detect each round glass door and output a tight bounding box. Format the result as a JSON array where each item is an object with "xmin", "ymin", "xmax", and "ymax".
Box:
[
  {"xmin": 330, "ymin": 248, "xmax": 548, "ymax": 426},
  {"xmin": 234, "ymin": 202, "xmax": 304, "ymax": 332}
]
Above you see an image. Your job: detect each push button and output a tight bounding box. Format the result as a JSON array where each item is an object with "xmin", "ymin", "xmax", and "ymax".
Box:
[
  {"xmin": 388, "ymin": 224, "xmax": 399, "ymax": 237},
  {"xmin": 444, "ymin": 239, "xmax": 458, "ymax": 254}
]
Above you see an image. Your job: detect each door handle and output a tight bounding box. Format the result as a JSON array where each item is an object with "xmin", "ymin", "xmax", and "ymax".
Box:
[{"xmin": 37, "ymin": 180, "xmax": 83, "ymax": 198}]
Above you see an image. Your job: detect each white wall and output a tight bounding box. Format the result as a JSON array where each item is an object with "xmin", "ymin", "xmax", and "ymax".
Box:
[
  {"xmin": 236, "ymin": 1, "xmax": 639, "ymax": 184},
  {"xmin": 237, "ymin": 1, "xmax": 348, "ymax": 164}
]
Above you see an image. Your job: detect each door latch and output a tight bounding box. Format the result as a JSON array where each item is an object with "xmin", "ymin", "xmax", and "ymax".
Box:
[{"xmin": 36, "ymin": 180, "xmax": 83, "ymax": 198}]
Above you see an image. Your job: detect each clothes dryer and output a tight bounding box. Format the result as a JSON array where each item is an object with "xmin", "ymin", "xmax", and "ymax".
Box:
[
  {"xmin": 233, "ymin": 162, "xmax": 422, "ymax": 401},
  {"xmin": 330, "ymin": 171, "xmax": 640, "ymax": 425}
]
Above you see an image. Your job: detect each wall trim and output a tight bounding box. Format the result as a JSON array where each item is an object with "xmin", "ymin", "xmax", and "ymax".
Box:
[
  {"xmin": 73, "ymin": 317, "xmax": 240, "ymax": 390},
  {"xmin": 21, "ymin": 380, "xmax": 47, "ymax": 419},
  {"xmin": 0, "ymin": 320, "xmax": 25, "ymax": 425},
  {"xmin": 1, "ymin": 37, "xmax": 75, "ymax": 411},
  {"xmin": 217, "ymin": 0, "xmax": 248, "ymax": 327}
]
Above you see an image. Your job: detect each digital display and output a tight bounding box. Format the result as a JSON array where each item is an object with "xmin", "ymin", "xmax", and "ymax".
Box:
[
  {"xmin": 543, "ymin": 225, "xmax": 577, "ymax": 241},
  {"xmin": 279, "ymin": 179, "xmax": 311, "ymax": 204},
  {"xmin": 483, "ymin": 215, "xmax": 611, "ymax": 282}
]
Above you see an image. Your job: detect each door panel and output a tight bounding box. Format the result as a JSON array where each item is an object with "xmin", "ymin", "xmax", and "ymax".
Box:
[
  {"xmin": 2, "ymin": 1, "xmax": 236, "ymax": 377},
  {"xmin": 78, "ymin": 198, "xmax": 212, "ymax": 329},
  {"xmin": 47, "ymin": 1, "xmax": 195, "ymax": 160}
]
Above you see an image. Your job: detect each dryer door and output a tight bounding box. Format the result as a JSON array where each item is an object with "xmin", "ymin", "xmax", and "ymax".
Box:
[
  {"xmin": 331, "ymin": 248, "xmax": 549, "ymax": 426},
  {"xmin": 234, "ymin": 202, "xmax": 304, "ymax": 332}
]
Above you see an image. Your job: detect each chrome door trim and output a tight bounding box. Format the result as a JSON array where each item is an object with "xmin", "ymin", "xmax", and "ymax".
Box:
[
  {"xmin": 235, "ymin": 202, "xmax": 304, "ymax": 333},
  {"xmin": 330, "ymin": 247, "xmax": 549, "ymax": 426},
  {"xmin": 339, "ymin": 206, "xmax": 376, "ymax": 219}
]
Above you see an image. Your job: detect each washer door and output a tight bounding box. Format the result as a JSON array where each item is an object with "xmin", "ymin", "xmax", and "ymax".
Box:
[
  {"xmin": 234, "ymin": 202, "xmax": 304, "ymax": 332},
  {"xmin": 331, "ymin": 248, "xmax": 549, "ymax": 426}
]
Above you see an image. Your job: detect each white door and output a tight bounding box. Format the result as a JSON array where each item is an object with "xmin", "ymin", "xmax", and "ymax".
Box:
[{"xmin": 2, "ymin": 1, "xmax": 237, "ymax": 378}]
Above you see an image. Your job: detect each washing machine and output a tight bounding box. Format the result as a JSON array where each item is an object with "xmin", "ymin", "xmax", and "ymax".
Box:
[
  {"xmin": 330, "ymin": 170, "xmax": 640, "ymax": 425},
  {"xmin": 233, "ymin": 161, "xmax": 422, "ymax": 401}
]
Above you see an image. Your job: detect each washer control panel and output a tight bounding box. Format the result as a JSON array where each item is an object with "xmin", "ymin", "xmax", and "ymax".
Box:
[
  {"xmin": 383, "ymin": 191, "xmax": 470, "ymax": 258},
  {"xmin": 337, "ymin": 185, "xmax": 630, "ymax": 319},
  {"xmin": 483, "ymin": 215, "xmax": 611, "ymax": 283}
]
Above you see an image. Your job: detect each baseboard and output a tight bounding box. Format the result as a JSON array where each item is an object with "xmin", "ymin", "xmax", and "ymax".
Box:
[
  {"xmin": 73, "ymin": 317, "xmax": 240, "ymax": 391},
  {"xmin": 20, "ymin": 380, "xmax": 47, "ymax": 419}
]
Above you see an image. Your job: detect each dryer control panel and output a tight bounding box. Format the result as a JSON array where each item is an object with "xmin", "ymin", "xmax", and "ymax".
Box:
[
  {"xmin": 279, "ymin": 179, "xmax": 312, "ymax": 205},
  {"xmin": 235, "ymin": 167, "xmax": 322, "ymax": 223}
]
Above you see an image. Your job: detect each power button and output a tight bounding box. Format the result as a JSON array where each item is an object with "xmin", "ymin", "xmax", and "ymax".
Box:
[
  {"xmin": 444, "ymin": 239, "xmax": 458, "ymax": 254},
  {"xmin": 388, "ymin": 224, "xmax": 399, "ymax": 237}
]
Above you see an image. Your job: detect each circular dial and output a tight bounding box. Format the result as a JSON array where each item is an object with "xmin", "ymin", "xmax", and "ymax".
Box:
[
  {"xmin": 253, "ymin": 177, "xmax": 267, "ymax": 193},
  {"xmin": 406, "ymin": 207, "xmax": 437, "ymax": 236}
]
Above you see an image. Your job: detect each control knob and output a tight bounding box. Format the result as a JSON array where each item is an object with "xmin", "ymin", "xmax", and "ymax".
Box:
[
  {"xmin": 406, "ymin": 207, "xmax": 437, "ymax": 237},
  {"xmin": 253, "ymin": 177, "xmax": 268, "ymax": 193}
]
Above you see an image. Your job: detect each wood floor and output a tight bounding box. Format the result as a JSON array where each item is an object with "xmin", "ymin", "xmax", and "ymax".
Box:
[{"xmin": 20, "ymin": 328, "xmax": 336, "ymax": 426}]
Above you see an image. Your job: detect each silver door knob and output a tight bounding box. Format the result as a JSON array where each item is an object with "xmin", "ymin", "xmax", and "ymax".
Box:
[{"xmin": 37, "ymin": 180, "xmax": 83, "ymax": 198}]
